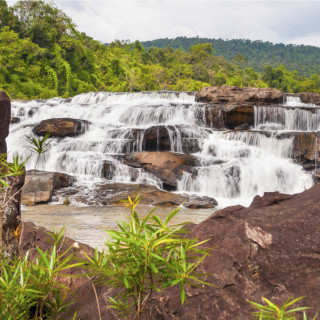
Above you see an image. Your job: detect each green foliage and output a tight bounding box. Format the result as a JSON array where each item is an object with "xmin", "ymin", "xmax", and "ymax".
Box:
[
  {"xmin": 83, "ymin": 194, "xmax": 213, "ymax": 320},
  {"xmin": 248, "ymin": 296, "xmax": 317, "ymax": 320},
  {"xmin": 141, "ymin": 36, "xmax": 320, "ymax": 77},
  {"xmin": 0, "ymin": 227, "xmax": 82, "ymax": 319},
  {"xmin": 1, "ymin": 2, "xmax": 320, "ymax": 98}
]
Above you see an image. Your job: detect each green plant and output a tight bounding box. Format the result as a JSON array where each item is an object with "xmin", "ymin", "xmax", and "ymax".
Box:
[
  {"xmin": 84, "ymin": 194, "xmax": 213, "ymax": 320},
  {"xmin": 0, "ymin": 227, "xmax": 82, "ymax": 319},
  {"xmin": 0, "ymin": 133, "xmax": 51, "ymax": 259},
  {"xmin": 63, "ymin": 196, "xmax": 70, "ymax": 205},
  {"xmin": 248, "ymin": 296, "xmax": 317, "ymax": 320}
]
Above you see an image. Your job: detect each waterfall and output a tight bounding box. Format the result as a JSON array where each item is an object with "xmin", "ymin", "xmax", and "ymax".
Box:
[{"xmin": 8, "ymin": 91, "xmax": 315, "ymax": 207}]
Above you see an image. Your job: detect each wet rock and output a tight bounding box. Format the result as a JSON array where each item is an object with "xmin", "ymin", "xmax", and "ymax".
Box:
[
  {"xmin": 195, "ymin": 87, "xmax": 284, "ymax": 129},
  {"xmin": 0, "ymin": 91, "xmax": 11, "ymax": 154},
  {"xmin": 22, "ymin": 170, "xmax": 74, "ymax": 205},
  {"xmin": 102, "ymin": 161, "xmax": 117, "ymax": 180},
  {"xmin": 185, "ymin": 195, "xmax": 218, "ymax": 208},
  {"xmin": 234, "ymin": 122, "xmax": 251, "ymax": 130},
  {"xmin": 277, "ymin": 131, "xmax": 320, "ymax": 165},
  {"xmin": 296, "ymin": 92, "xmax": 320, "ymax": 105},
  {"xmin": 196, "ymin": 86, "xmax": 284, "ymax": 106},
  {"xmin": 143, "ymin": 125, "xmax": 172, "ymax": 151},
  {"xmin": 123, "ymin": 151, "xmax": 198, "ymax": 191},
  {"xmin": 10, "ymin": 117, "xmax": 20, "ymax": 124},
  {"xmin": 59, "ymin": 182, "xmax": 189, "ymax": 207},
  {"xmin": 33, "ymin": 118, "xmax": 90, "ymax": 137}
]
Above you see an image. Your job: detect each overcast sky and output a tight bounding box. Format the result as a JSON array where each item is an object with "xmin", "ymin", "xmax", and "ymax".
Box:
[{"xmin": 6, "ymin": 0, "xmax": 320, "ymax": 47}]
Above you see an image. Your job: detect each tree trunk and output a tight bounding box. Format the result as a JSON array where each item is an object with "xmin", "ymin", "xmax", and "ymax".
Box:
[{"xmin": 1, "ymin": 173, "xmax": 25, "ymax": 259}]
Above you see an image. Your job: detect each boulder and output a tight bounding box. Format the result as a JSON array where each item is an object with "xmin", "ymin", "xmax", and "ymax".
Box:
[
  {"xmin": 195, "ymin": 86, "xmax": 284, "ymax": 106},
  {"xmin": 185, "ymin": 195, "xmax": 218, "ymax": 208},
  {"xmin": 33, "ymin": 118, "xmax": 90, "ymax": 137},
  {"xmin": 0, "ymin": 91, "xmax": 11, "ymax": 154},
  {"xmin": 296, "ymin": 92, "xmax": 320, "ymax": 105},
  {"xmin": 22, "ymin": 170, "xmax": 74, "ymax": 205},
  {"xmin": 123, "ymin": 151, "xmax": 198, "ymax": 191},
  {"xmin": 62, "ymin": 184, "xmax": 320, "ymax": 319}
]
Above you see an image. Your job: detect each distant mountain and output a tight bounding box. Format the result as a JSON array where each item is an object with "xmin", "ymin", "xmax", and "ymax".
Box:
[{"xmin": 141, "ymin": 37, "xmax": 320, "ymax": 76}]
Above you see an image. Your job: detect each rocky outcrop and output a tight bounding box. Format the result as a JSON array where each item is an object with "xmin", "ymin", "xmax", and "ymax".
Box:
[
  {"xmin": 143, "ymin": 125, "xmax": 172, "ymax": 151},
  {"xmin": 196, "ymin": 86, "xmax": 284, "ymax": 106},
  {"xmin": 22, "ymin": 170, "xmax": 74, "ymax": 205},
  {"xmin": 277, "ymin": 131, "xmax": 320, "ymax": 166},
  {"xmin": 123, "ymin": 151, "xmax": 198, "ymax": 191},
  {"xmin": 195, "ymin": 86, "xmax": 284, "ymax": 129},
  {"xmin": 0, "ymin": 91, "xmax": 11, "ymax": 154},
  {"xmin": 33, "ymin": 118, "xmax": 90, "ymax": 137},
  {"xmin": 56, "ymin": 184, "xmax": 320, "ymax": 319},
  {"xmin": 296, "ymin": 92, "xmax": 320, "ymax": 105}
]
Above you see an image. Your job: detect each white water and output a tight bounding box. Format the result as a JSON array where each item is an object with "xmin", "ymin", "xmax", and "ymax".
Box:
[
  {"xmin": 255, "ymin": 96, "xmax": 320, "ymax": 131},
  {"xmin": 8, "ymin": 91, "xmax": 315, "ymax": 208}
]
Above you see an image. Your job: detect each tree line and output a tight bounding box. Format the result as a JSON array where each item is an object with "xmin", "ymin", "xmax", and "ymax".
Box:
[
  {"xmin": 1, "ymin": 0, "xmax": 320, "ymax": 99},
  {"xmin": 141, "ymin": 36, "xmax": 320, "ymax": 77}
]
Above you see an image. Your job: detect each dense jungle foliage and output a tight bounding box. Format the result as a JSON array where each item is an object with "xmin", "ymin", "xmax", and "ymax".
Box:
[
  {"xmin": 1, "ymin": 0, "xmax": 320, "ymax": 99},
  {"xmin": 141, "ymin": 37, "xmax": 320, "ymax": 77}
]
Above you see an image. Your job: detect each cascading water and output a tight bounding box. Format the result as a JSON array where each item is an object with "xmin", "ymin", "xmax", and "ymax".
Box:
[
  {"xmin": 255, "ymin": 96, "xmax": 320, "ymax": 131},
  {"xmin": 8, "ymin": 91, "xmax": 315, "ymax": 208}
]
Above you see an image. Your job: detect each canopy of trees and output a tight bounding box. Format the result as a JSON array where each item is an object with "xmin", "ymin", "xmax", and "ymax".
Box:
[
  {"xmin": 1, "ymin": 1, "xmax": 320, "ymax": 99},
  {"xmin": 141, "ymin": 37, "xmax": 320, "ymax": 77}
]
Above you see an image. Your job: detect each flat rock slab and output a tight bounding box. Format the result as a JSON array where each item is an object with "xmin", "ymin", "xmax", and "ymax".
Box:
[
  {"xmin": 123, "ymin": 151, "xmax": 198, "ymax": 191},
  {"xmin": 195, "ymin": 86, "xmax": 284, "ymax": 106},
  {"xmin": 22, "ymin": 170, "xmax": 73, "ymax": 205}
]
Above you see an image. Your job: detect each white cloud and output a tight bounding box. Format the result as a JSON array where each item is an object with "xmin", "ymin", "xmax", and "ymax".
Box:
[{"xmin": 5, "ymin": 0, "xmax": 320, "ymax": 47}]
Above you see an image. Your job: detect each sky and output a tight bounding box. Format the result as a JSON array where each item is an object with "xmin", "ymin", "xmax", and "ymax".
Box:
[{"xmin": 6, "ymin": 0, "xmax": 320, "ymax": 47}]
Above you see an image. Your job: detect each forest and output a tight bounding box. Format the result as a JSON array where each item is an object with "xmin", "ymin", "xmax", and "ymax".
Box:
[
  {"xmin": 1, "ymin": 0, "xmax": 320, "ymax": 99},
  {"xmin": 141, "ymin": 37, "xmax": 320, "ymax": 77}
]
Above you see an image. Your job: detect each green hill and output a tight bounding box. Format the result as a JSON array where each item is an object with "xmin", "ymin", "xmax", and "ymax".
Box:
[{"xmin": 141, "ymin": 37, "xmax": 320, "ymax": 77}]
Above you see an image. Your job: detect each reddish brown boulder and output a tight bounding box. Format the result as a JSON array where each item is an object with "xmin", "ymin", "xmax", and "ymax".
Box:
[
  {"xmin": 0, "ymin": 91, "xmax": 11, "ymax": 154},
  {"xmin": 296, "ymin": 92, "xmax": 320, "ymax": 105},
  {"xmin": 195, "ymin": 86, "xmax": 284, "ymax": 106},
  {"xmin": 60, "ymin": 184, "xmax": 320, "ymax": 319},
  {"xmin": 33, "ymin": 118, "xmax": 90, "ymax": 137},
  {"xmin": 123, "ymin": 151, "xmax": 198, "ymax": 191}
]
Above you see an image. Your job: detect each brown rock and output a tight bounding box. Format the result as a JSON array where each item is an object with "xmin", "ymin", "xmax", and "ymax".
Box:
[
  {"xmin": 277, "ymin": 131, "xmax": 320, "ymax": 165},
  {"xmin": 62, "ymin": 184, "xmax": 320, "ymax": 319},
  {"xmin": 196, "ymin": 86, "xmax": 284, "ymax": 106},
  {"xmin": 296, "ymin": 92, "xmax": 320, "ymax": 105},
  {"xmin": 143, "ymin": 125, "xmax": 172, "ymax": 151},
  {"xmin": 123, "ymin": 151, "xmax": 198, "ymax": 191},
  {"xmin": 33, "ymin": 118, "xmax": 90, "ymax": 137},
  {"xmin": 195, "ymin": 86, "xmax": 284, "ymax": 129},
  {"xmin": 98, "ymin": 182, "xmax": 189, "ymax": 206},
  {"xmin": 0, "ymin": 91, "xmax": 11, "ymax": 154},
  {"xmin": 22, "ymin": 170, "xmax": 73, "ymax": 205}
]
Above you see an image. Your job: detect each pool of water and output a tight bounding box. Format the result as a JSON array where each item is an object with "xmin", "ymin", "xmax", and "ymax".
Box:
[{"xmin": 22, "ymin": 204, "xmax": 216, "ymax": 250}]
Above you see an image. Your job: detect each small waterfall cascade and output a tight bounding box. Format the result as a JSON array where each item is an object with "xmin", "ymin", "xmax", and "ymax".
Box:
[
  {"xmin": 254, "ymin": 96, "xmax": 320, "ymax": 131},
  {"xmin": 8, "ymin": 91, "xmax": 315, "ymax": 208}
]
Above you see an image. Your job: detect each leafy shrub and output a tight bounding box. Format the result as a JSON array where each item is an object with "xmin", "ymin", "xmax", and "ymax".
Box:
[{"xmin": 83, "ymin": 194, "xmax": 213, "ymax": 320}]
